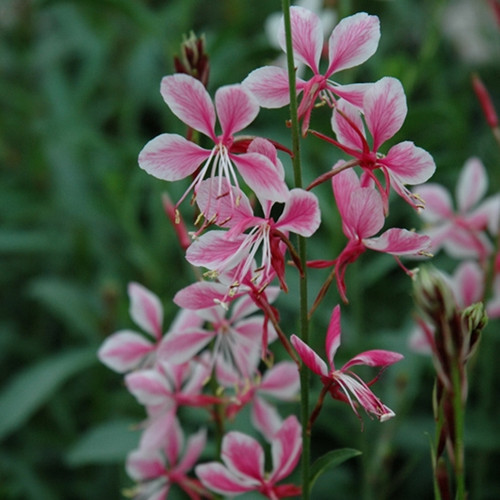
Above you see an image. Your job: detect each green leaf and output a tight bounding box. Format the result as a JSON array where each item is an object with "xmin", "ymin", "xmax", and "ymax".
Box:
[
  {"xmin": 66, "ymin": 419, "xmax": 140, "ymax": 466},
  {"xmin": 0, "ymin": 347, "xmax": 97, "ymax": 441},
  {"xmin": 309, "ymin": 448, "xmax": 362, "ymax": 492}
]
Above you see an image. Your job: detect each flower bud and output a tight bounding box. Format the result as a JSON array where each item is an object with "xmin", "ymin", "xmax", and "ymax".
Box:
[{"xmin": 173, "ymin": 31, "xmax": 210, "ymax": 87}]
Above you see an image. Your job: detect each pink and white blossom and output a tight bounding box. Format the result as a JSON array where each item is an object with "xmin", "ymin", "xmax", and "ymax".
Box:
[
  {"xmin": 196, "ymin": 415, "xmax": 302, "ymax": 499},
  {"xmin": 126, "ymin": 414, "xmax": 210, "ymax": 500},
  {"xmin": 414, "ymin": 157, "xmax": 500, "ymax": 259},
  {"xmin": 244, "ymin": 8, "xmax": 380, "ymax": 134},
  {"xmin": 291, "ymin": 305, "xmax": 403, "ymax": 421},
  {"xmin": 138, "ymin": 74, "xmax": 288, "ymax": 208}
]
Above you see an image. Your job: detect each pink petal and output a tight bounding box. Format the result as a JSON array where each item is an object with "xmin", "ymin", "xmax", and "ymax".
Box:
[
  {"xmin": 452, "ymin": 261, "xmax": 484, "ymax": 307},
  {"xmin": 243, "ymin": 66, "xmax": 294, "ymax": 109},
  {"xmin": 125, "ymin": 369, "xmax": 169, "ymax": 406},
  {"xmin": 138, "ymin": 133, "xmax": 210, "ymax": 181},
  {"xmin": 456, "ymin": 157, "xmax": 488, "ymax": 213},
  {"xmin": 186, "ymin": 230, "xmax": 247, "ymax": 270},
  {"xmin": 363, "ymin": 228, "xmax": 431, "ymax": 255},
  {"xmin": 215, "ymin": 85, "xmax": 259, "ymax": 138},
  {"xmin": 442, "ymin": 227, "xmax": 493, "ymax": 259},
  {"xmin": 164, "ymin": 415, "xmax": 183, "ymax": 467},
  {"xmin": 327, "ymin": 13, "xmax": 380, "ymax": 75},
  {"xmin": 269, "ymin": 415, "xmax": 302, "ymax": 483},
  {"xmin": 332, "ymin": 82, "xmax": 372, "ymax": 108},
  {"xmin": 331, "ymin": 166, "xmax": 361, "ymax": 229},
  {"xmin": 344, "ymin": 187, "xmax": 385, "ymax": 239},
  {"xmin": 247, "ymin": 138, "xmax": 285, "ymax": 180},
  {"xmin": 126, "ymin": 448, "xmax": 165, "ymax": 481},
  {"xmin": 97, "ymin": 330, "xmax": 155, "ymax": 373},
  {"xmin": 169, "ymin": 308, "xmax": 205, "ymax": 333},
  {"xmin": 196, "ymin": 462, "xmax": 255, "ymax": 494},
  {"xmin": 413, "ymin": 184, "xmax": 454, "ymax": 223},
  {"xmin": 177, "ymin": 428, "xmax": 207, "ymax": 473},
  {"xmin": 469, "ymin": 194, "xmax": 500, "ymax": 234},
  {"xmin": 221, "ymin": 431, "xmax": 265, "ymax": 481},
  {"xmin": 383, "ymin": 141, "xmax": 436, "ymax": 185},
  {"xmin": 251, "ymin": 396, "xmax": 283, "ymax": 442},
  {"xmin": 342, "ymin": 349, "xmax": 404, "ymax": 371},
  {"xmin": 231, "ymin": 152, "xmax": 289, "ymax": 203},
  {"xmin": 279, "ymin": 6, "xmax": 323, "ymax": 72},
  {"xmin": 160, "ymin": 74, "xmax": 216, "ymax": 140},
  {"xmin": 174, "ymin": 281, "xmax": 236, "ymax": 310},
  {"xmin": 276, "ymin": 189, "xmax": 321, "ymax": 237},
  {"xmin": 140, "ymin": 410, "xmax": 176, "ymax": 451},
  {"xmin": 325, "ymin": 305, "xmax": 342, "ymax": 370},
  {"xmin": 129, "ymin": 282, "xmax": 163, "ymax": 339},
  {"xmin": 158, "ymin": 329, "xmax": 215, "ymax": 365},
  {"xmin": 331, "ymin": 99, "xmax": 365, "ymax": 152},
  {"xmin": 260, "ymin": 361, "xmax": 300, "ymax": 399},
  {"xmin": 290, "ymin": 334, "xmax": 328, "ymax": 376},
  {"xmin": 363, "ymin": 77, "xmax": 407, "ymax": 151}
]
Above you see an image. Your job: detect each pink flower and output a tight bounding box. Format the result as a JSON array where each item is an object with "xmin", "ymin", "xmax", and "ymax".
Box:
[
  {"xmin": 138, "ymin": 74, "xmax": 288, "ymax": 207},
  {"xmin": 186, "ymin": 178, "xmax": 321, "ymax": 293},
  {"xmin": 312, "ymin": 168, "xmax": 431, "ymax": 302},
  {"xmin": 221, "ymin": 360, "xmax": 300, "ymax": 441},
  {"xmin": 414, "ymin": 157, "xmax": 500, "ymax": 259},
  {"xmin": 244, "ymin": 8, "xmax": 380, "ymax": 134},
  {"xmin": 125, "ymin": 357, "xmax": 219, "ymax": 450},
  {"xmin": 97, "ymin": 283, "xmax": 164, "ymax": 373},
  {"xmin": 327, "ymin": 77, "xmax": 435, "ymax": 210},
  {"xmin": 291, "ymin": 305, "xmax": 403, "ymax": 421},
  {"xmin": 126, "ymin": 414, "xmax": 210, "ymax": 500},
  {"xmin": 196, "ymin": 415, "xmax": 302, "ymax": 499},
  {"xmin": 159, "ymin": 290, "xmax": 279, "ymax": 377}
]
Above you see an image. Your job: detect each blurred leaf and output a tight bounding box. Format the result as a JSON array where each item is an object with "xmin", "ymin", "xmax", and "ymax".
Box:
[
  {"xmin": 0, "ymin": 230, "xmax": 69, "ymax": 254},
  {"xmin": 28, "ymin": 278, "xmax": 100, "ymax": 340},
  {"xmin": 66, "ymin": 419, "xmax": 140, "ymax": 466},
  {"xmin": 309, "ymin": 448, "xmax": 362, "ymax": 492},
  {"xmin": 0, "ymin": 347, "xmax": 97, "ymax": 441}
]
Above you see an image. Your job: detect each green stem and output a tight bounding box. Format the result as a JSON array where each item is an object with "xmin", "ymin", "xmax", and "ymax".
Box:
[
  {"xmin": 450, "ymin": 362, "xmax": 465, "ymax": 500},
  {"xmin": 281, "ymin": 1, "xmax": 310, "ymax": 498}
]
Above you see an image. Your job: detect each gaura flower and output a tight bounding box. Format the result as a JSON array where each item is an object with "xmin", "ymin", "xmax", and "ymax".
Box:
[
  {"xmin": 138, "ymin": 74, "xmax": 288, "ymax": 208},
  {"xmin": 291, "ymin": 305, "xmax": 403, "ymax": 422},
  {"xmin": 310, "ymin": 168, "xmax": 431, "ymax": 302},
  {"xmin": 244, "ymin": 7, "xmax": 380, "ymax": 134},
  {"xmin": 196, "ymin": 415, "xmax": 302, "ymax": 499},
  {"xmin": 186, "ymin": 178, "xmax": 320, "ymax": 293},
  {"xmin": 414, "ymin": 157, "xmax": 500, "ymax": 260},
  {"xmin": 126, "ymin": 414, "xmax": 210, "ymax": 500},
  {"xmin": 324, "ymin": 77, "xmax": 436, "ymax": 211}
]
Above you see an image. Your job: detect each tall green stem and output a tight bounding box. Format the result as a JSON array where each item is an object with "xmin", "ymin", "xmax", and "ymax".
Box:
[{"xmin": 281, "ymin": 1, "xmax": 311, "ymax": 498}]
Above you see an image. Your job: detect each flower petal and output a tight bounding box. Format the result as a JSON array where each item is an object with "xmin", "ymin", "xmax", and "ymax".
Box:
[
  {"xmin": 414, "ymin": 184, "xmax": 454, "ymax": 223},
  {"xmin": 231, "ymin": 152, "xmax": 289, "ymax": 203},
  {"xmin": 278, "ymin": 6, "xmax": 323, "ymax": 72},
  {"xmin": 331, "ymin": 99, "xmax": 365, "ymax": 152},
  {"xmin": 383, "ymin": 141, "xmax": 436, "ymax": 185},
  {"xmin": 125, "ymin": 369, "xmax": 169, "ymax": 406},
  {"xmin": 342, "ymin": 349, "xmax": 404, "ymax": 371},
  {"xmin": 158, "ymin": 329, "xmax": 215, "ymax": 365},
  {"xmin": 276, "ymin": 188, "xmax": 321, "ymax": 237},
  {"xmin": 325, "ymin": 305, "xmax": 342, "ymax": 369},
  {"xmin": 251, "ymin": 396, "xmax": 283, "ymax": 442},
  {"xmin": 260, "ymin": 361, "xmax": 300, "ymax": 399},
  {"xmin": 126, "ymin": 448, "xmax": 165, "ymax": 481},
  {"xmin": 196, "ymin": 462, "xmax": 255, "ymax": 494},
  {"xmin": 243, "ymin": 66, "xmax": 294, "ymax": 109},
  {"xmin": 97, "ymin": 330, "xmax": 154, "ymax": 373},
  {"xmin": 363, "ymin": 228, "xmax": 431, "ymax": 255},
  {"xmin": 221, "ymin": 431, "xmax": 265, "ymax": 481},
  {"xmin": 456, "ymin": 157, "xmax": 488, "ymax": 213},
  {"xmin": 177, "ymin": 427, "xmax": 207, "ymax": 473},
  {"xmin": 364, "ymin": 77, "xmax": 407, "ymax": 151},
  {"xmin": 129, "ymin": 282, "xmax": 164, "ymax": 339},
  {"xmin": 344, "ymin": 187, "xmax": 385, "ymax": 239},
  {"xmin": 290, "ymin": 334, "xmax": 328, "ymax": 376},
  {"xmin": 216, "ymin": 85, "xmax": 260, "ymax": 138},
  {"xmin": 452, "ymin": 261, "xmax": 484, "ymax": 307},
  {"xmin": 161, "ymin": 74, "xmax": 216, "ymax": 140},
  {"xmin": 327, "ymin": 12, "xmax": 380, "ymax": 75},
  {"xmin": 174, "ymin": 281, "xmax": 238, "ymax": 310},
  {"xmin": 138, "ymin": 133, "xmax": 209, "ymax": 181},
  {"xmin": 270, "ymin": 415, "xmax": 302, "ymax": 483}
]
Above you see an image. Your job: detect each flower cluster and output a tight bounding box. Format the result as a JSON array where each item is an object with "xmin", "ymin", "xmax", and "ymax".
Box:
[{"xmin": 98, "ymin": 6, "xmax": 438, "ymax": 499}]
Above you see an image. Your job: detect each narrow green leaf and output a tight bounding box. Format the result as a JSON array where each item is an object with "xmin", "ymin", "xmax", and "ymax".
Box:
[
  {"xmin": 0, "ymin": 348, "xmax": 97, "ymax": 441},
  {"xmin": 309, "ymin": 448, "xmax": 362, "ymax": 491},
  {"xmin": 66, "ymin": 419, "xmax": 140, "ymax": 466}
]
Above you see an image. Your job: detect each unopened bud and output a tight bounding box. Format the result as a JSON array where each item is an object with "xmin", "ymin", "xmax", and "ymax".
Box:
[
  {"xmin": 174, "ymin": 31, "xmax": 210, "ymax": 87},
  {"xmin": 462, "ymin": 302, "xmax": 487, "ymax": 360}
]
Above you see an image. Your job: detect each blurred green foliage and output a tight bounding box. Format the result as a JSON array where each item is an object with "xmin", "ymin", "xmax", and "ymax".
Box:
[{"xmin": 1, "ymin": 0, "xmax": 500, "ymax": 498}]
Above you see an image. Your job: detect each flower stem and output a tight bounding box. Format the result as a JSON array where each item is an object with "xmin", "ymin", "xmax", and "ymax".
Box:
[{"xmin": 281, "ymin": 1, "xmax": 311, "ymax": 498}]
